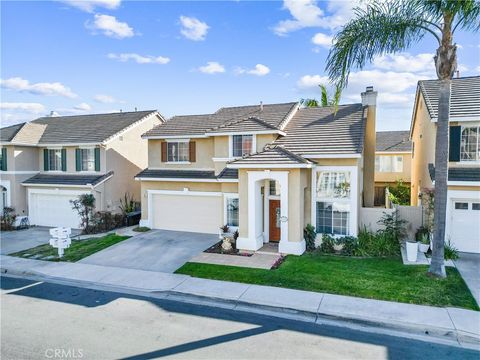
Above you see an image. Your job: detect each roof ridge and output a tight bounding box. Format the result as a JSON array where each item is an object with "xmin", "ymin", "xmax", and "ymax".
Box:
[
  {"xmin": 214, "ymin": 101, "xmax": 297, "ymax": 114},
  {"xmin": 32, "ymin": 109, "xmax": 156, "ymax": 122}
]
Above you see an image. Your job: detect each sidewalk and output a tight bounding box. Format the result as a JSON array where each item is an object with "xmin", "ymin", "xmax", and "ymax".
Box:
[{"xmin": 1, "ymin": 254, "xmax": 479, "ymax": 347}]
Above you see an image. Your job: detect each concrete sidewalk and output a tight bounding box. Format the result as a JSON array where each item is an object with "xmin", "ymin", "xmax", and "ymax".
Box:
[{"xmin": 1, "ymin": 254, "xmax": 479, "ymax": 347}]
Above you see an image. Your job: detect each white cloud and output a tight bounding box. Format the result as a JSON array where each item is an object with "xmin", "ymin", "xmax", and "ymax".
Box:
[
  {"xmin": 73, "ymin": 102, "xmax": 92, "ymax": 111},
  {"xmin": 311, "ymin": 32, "xmax": 333, "ymax": 48},
  {"xmin": 94, "ymin": 94, "xmax": 119, "ymax": 103},
  {"xmin": 297, "ymin": 74, "xmax": 330, "ymax": 89},
  {"xmin": 476, "ymin": 65, "xmax": 480, "ymax": 73},
  {"xmin": 373, "ymin": 53, "xmax": 435, "ymax": 74},
  {"xmin": 198, "ymin": 62, "xmax": 225, "ymax": 74},
  {"xmin": 236, "ymin": 64, "xmax": 271, "ymax": 76},
  {"xmin": 86, "ymin": 14, "xmax": 134, "ymax": 39},
  {"xmin": 60, "ymin": 0, "xmax": 120, "ymax": 12},
  {"xmin": 0, "ymin": 77, "xmax": 77, "ymax": 98},
  {"xmin": 457, "ymin": 64, "xmax": 469, "ymax": 73},
  {"xmin": 108, "ymin": 53, "xmax": 170, "ymax": 64},
  {"xmin": 0, "ymin": 102, "xmax": 46, "ymax": 113},
  {"xmin": 180, "ymin": 16, "xmax": 209, "ymax": 41}
]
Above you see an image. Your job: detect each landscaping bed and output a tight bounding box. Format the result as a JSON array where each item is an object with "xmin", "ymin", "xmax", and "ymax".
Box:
[
  {"xmin": 176, "ymin": 253, "xmax": 479, "ymax": 310},
  {"xmin": 10, "ymin": 234, "xmax": 130, "ymax": 263},
  {"xmin": 204, "ymin": 240, "xmax": 253, "ymax": 257}
]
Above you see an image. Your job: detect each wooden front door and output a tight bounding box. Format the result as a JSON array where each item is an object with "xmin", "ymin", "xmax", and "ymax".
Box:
[{"xmin": 269, "ymin": 199, "xmax": 281, "ymax": 242}]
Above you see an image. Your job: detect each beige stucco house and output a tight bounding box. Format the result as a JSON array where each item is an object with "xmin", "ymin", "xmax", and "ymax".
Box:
[
  {"xmin": 136, "ymin": 87, "xmax": 378, "ymax": 255},
  {"xmin": 410, "ymin": 76, "xmax": 480, "ymax": 253},
  {"xmin": 374, "ymin": 131, "xmax": 412, "ymax": 206},
  {"xmin": 0, "ymin": 110, "xmax": 164, "ymax": 228}
]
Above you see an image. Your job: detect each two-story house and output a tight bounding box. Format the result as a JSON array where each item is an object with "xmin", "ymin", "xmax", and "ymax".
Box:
[
  {"xmin": 136, "ymin": 87, "xmax": 378, "ymax": 255},
  {"xmin": 0, "ymin": 110, "xmax": 164, "ymax": 228},
  {"xmin": 410, "ymin": 76, "xmax": 480, "ymax": 253},
  {"xmin": 374, "ymin": 131, "xmax": 412, "ymax": 206}
]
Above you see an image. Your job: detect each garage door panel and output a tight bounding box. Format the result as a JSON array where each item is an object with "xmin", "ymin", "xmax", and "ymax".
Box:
[
  {"xmin": 152, "ymin": 193, "xmax": 222, "ymax": 234},
  {"xmin": 451, "ymin": 200, "xmax": 480, "ymax": 254}
]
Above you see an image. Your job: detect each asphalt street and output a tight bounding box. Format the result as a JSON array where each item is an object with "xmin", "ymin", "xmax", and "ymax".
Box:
[{"xmin": 1, "ymin": 276, "xmax": 478, "ymax": 360}]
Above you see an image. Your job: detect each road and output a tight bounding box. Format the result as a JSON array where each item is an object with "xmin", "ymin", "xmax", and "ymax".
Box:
[{"xmin": 1, "ymin": 276, "xmax": 478, "ymax": 360}]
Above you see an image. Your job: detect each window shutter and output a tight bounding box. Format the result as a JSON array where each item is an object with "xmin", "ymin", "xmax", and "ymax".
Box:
[
  {"xmin": 43, "ymin": 149, "xmax": 49, "ymax": 171},
  {"xmin": 449, "ymin": 126, "xmax": 461, "ymax": 162},
  {"xmin": 1, "ymin": 148, "xmax": 6, "ymax": 171},
  {"xmin": 94, "ymin": 148, "xmax": 100, "ymax": 171},
  {"xmin": 161, "ymin": 142, "xmax": 167, "ymax": 162},
  {"xmin": 75, "ymin": 149, "xmax": 81, "ymax": 171},
  {"xmin": 189, "ymin": 141, "xmax": 196, "ymax": 162},
  {"xmin": 61, "ymin": 148, "xmax": 67, "ymax": 172}
]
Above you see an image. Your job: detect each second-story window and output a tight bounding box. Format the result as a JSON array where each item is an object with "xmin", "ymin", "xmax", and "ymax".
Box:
[
  {"xmin": 48, "ymin": 149, "xmax": 62, "ymax": 171},
  {"xmin": 167, "ymin": 142, "xmax": 189, "ymax": 162},
  {"xmin": 461, "ymin": 126, "xmax": 479, "ymax": 162},
  {"xmin": 375, "ymin": 155, "xmax": 403, "ymax": 173},
  {"xmin": 232, "ymin": 135, "xmax": 253, "ymax": 157},
  {"xmin": 79, "ymin": 149, "xmax": 95, "ymax": 171}
]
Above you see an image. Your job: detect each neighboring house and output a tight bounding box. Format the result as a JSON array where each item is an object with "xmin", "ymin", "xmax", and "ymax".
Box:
[
  {"xmin": 136, "ymin": 87, "xmax": 377, "ymax": 255},
  {"xmin": 410, "ymin": 76, "xmax": 480, "ymax": 253},
  {"xmin": 0, "ymin": 110, "xmax": 164, "ymax": 228},
  {"xmin": 374, "ymin": 131, "xmax": 412, "ymax": 206}
]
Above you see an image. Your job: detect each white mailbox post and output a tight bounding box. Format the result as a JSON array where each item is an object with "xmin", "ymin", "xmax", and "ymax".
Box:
[{"xmin": 49, "ymin": 227, "xmax": 72, "ymax": 258}]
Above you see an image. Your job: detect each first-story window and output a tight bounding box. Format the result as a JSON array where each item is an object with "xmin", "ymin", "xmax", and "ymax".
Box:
[
  {"xmin": 167, "ymin": 142, "xmax": 189, "ymax": 162},
  {"xmin": 316, "ymin": 202, "xmax": 350, "ymax": 235},
  {"xmin": 79, "ymin": 149, "xmax": 95, "ymax": 171},
  {"xmin": 48, "ymin": 149, "xmax": 62, "ymax": 171},
  {"xmin": 232, "ymin": 135, "xmax": 253, "ymax": 157},
  {"xmin": 226, "ymin": 197, "xmax": 239, "ymax": 227},
  {"xmin": 461, "ymin": 126, "xmax": 479, "ymax": 161}
]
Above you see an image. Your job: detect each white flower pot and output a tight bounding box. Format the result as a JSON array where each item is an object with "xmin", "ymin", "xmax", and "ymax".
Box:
[
  {"xmin": 406, "ymin": 241, "xmax": 418, "ymax": 262},
  {"xmin": 418, "ymin": 243, "xmax": 429, "ymax": 253}
]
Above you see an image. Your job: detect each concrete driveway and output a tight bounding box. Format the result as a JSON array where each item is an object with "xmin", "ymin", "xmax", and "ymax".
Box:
[
  {"xmin": 0, "ymin": 227, "xmax": 80, "ymax": 255},
  {"xmin": 79, "ymin": 229, "xmax": 218, "ymax": 273},
  {"xmin": 455, "ymin": 253, "xmax": 480, "ymax": 306}
]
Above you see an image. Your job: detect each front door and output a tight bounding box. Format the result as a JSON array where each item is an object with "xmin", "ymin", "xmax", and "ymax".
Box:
[{"xmin": 269, "ymin": 199, "xmax": 281, "ymax": 242}]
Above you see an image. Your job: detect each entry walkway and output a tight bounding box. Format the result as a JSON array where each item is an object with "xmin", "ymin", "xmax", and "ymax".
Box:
[
  {"xmin": 189, "ymin": 252, "xmax": 281, "ymax": 269},
  {"xmin": 456, "ymin": 253, "xmax": 480, "ymax": 306}
]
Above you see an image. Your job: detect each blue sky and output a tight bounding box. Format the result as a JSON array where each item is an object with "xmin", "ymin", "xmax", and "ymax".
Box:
[{"xmin": 1, "ymin": 0, "xmax": 479, "ymax": 131}]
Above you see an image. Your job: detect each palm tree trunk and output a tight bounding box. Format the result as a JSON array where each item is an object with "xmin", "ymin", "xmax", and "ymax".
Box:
[{"xmin": 429, "ymin": 79, "xmax": 450, "ymax": 278}]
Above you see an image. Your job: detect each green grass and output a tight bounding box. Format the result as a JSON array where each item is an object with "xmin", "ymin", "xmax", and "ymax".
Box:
[
  {"xmin": 132, "ymin": 226, "xmax": 151, "ymax": 232},
  {"xmin": 10, "ymin": 234, "xmax": 130, "ymax": 263},
  {"xmin": 176, "ymin": 253, "xmax": 479, "ymax": 310}
]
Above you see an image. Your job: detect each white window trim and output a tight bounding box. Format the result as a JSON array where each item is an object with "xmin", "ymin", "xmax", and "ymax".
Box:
[
  {"xmin": 46, "ymin": 148, "xmax": 63, "ymax": 172},
  {"xmin": 311, "ymin": 166, "xmax": 358, "ymax": 237},
  {"xmin": 375, "ymin": 154, "xmax": 404, "ymax": 173},
  {"xmin": 460, "ymin": 125, "xmax": 480, "ymax": 164},
  {"xmin": 166, "ymin": 141, "xmax": 190, "ymax": 163},
  {"xmin": 78, "ymin": 147, "xmax": 97, "ymax": 172},
  {"xmin": 223, "ymin": 193, "xmax": 239, "ymax": 230},
  {"xmin": 228, "ymin": 134, "xmax": 256, "ymax": 158}
]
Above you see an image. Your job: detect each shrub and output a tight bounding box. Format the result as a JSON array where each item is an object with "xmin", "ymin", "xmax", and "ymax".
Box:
[
  {"xmin": 319, "ymin": 234, "xmax": 335, "ymax": 253},
  {"xmin": 444, "ymin": 240, "xmax": 459, "ymax": 260},
  {"xmin": 304, "ymin": 224, "xmax": 316, "ymax": 252},
  {"xmin": 415, "ymin": 226, "xmax": 430, "ymax": 242},
  {"xmin": 119, "ymin": 192, "xmax": 138, "ymax": 215},
  {"xmin": 387, "ymin": 180, "xmax": 410, "ymax": 205},
  {"xmin": 354, "ymin": 227, "xmax": 400, "ymax": 257},
  {"xmin": 89, "ymin": 211, "xmax": 124, "ymax": 234},
  {"xmin": 0, "ymin": 207, "xmax": 17, "ymax": 231},
  {"xmin": 378, "ymin": 209, "xmax": 407, "ymax": 242},
  {"xmin": 70, "ymin": 194, "xmax": 96, "ymax": 232},
  {"xmin": 338, "ymin": 236, "xmax": 358, "ymax": 255}
]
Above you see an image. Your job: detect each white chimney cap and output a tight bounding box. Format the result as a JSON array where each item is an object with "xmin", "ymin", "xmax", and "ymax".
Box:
[{"xmin": 361, "ymin": 86, "xmax": 377, "ymax": 106}]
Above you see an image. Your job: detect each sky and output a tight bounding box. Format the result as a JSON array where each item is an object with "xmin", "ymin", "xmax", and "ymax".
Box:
[{"xmin": 1, "ymin": 0, "xmax": 479, "ymax": 131}]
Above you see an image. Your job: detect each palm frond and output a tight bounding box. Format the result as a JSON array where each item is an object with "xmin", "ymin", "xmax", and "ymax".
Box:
[
  {"xmin": 319, "ymin": 85, "xmax": 329, "ymax": 107},
  {"xmin": 300, "ymin": 98, "xmax": 319, "ymax": 108},
  {"xmin": 331, "ymin": 84, "xmax": 342, "ymax": 115}
]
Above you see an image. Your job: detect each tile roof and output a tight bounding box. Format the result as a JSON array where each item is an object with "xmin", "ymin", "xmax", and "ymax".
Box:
[
  {"xmin": 22, "ymin": 171, "xmax": 114, "ymax": 186},
  {"xmin": 135, "ymin": 168, "xmax": 239, "ymax": 181},
  {"xmin": 419, "ymin": 76, "xmax": 480, "ymax": 120},
  {"xmin": 0, "ymin": 123, "xmax": 25, "ymax": 142},
  {"xmin": 206, "ymin": 117, "xmax": 280, "ymax": 134},
  {"xmin": 217, "ymin": 168, "xmax": 238, "ymax": 179},
  {"xmin": 428, "ymin": 163, "xmax": 480, "ymax": 182},
  {"xmin": 142, "ymin": 102, "xmax": 297, "ymax": 137},
  {"xmin": 11, "ymin": 123, "xmax": 48, "ymax": 145},
  {"xmin": 376, "ymin": 131, "xmax": 412, "ymax": 152},
  {"xmin": 273, "ymin": 104, "xmax": 366, "ymax": 156},
  {"xmin": 228, "ymin": 145, "xmax": 316, "ymax": 166}
]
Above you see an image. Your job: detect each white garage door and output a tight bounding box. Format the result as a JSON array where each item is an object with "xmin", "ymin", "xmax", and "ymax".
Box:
[
  {"xmin": 29, "ymin": 191, "xmax": 87, "ymax": 229},
  {"xmin": 151, "ymin": 192, "xmax": 222, "ymax": 234},
  {"xmin": 450, "ymin": 200, "xmax": 480, "ymax": 254}
]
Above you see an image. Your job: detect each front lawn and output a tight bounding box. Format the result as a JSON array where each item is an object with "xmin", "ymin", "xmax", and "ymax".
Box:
[
  {"xmin": 176, "ymin": 254, "xmax": 479, "ymax": 310},
  {"xmin": 10, "ymin": 234, "xmax": 130, "ymax": 263}
]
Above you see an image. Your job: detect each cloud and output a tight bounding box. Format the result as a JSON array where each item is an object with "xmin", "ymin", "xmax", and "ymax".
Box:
[
  {"xmin": 476, "ymin": 65, "xmax": 480, "ymax": 73},
  {"xmin": 107, "ymin": 53, "xmax": 170, "ymax": 64},
  {"xmin": 373, "ymin": 53, "xmax": 435, "ymax": 74},
  {"xmin": 457, "ymin": 64, "xmax": 469, "ymax": 73},
  {"xmin": 86, "ymin": 14, "xmax": 134, "ymax": 39},
  {"xmin": 180, "ymin": 16, "xmax": 209, "ymax": 41},
  {"xmin": 94, "ymin": 94, "xmax": 121, "ymax": 103},
  {"xmin": 73, "ymin": 102, "xmax": 92, "ymax": 111},
  {"xmin": 60, "ymin": 0, "xmax": 120, "ymax": 12},
  {"xmin": 236, "ymin": 64, "xmax": 271, "ymax": 76},
  {"xmin": 311, "ymin": 32, "xmax": 333, "ymax": 48},
  {"xmin": 297, "ymin": 74, "xmax": 330, "ymax": 89},
  {"xmin": 0, "ymin": 77, "xmax": 77, "ymax": 98},
  {"xmin": 0, "ymin": 102, "xmax": 46, "ymax": 113},
  {"xmin": 198, "ymin": 62, "xmax": 225, "ymax": 74}
]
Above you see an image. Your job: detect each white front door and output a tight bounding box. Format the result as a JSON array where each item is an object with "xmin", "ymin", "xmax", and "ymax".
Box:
[{"xmin": 450, "ymin": 200, "xmax": 480, "ymax": 254}]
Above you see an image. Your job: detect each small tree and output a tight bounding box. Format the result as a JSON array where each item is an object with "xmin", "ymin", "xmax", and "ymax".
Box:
[
  {"xmin": 304, "ymin": 224, "xmax": 317, "ymax": 252},
  {"xmin": 387, "ymin": 180, "xmax": 411, "ymax": 206},
  {"xmin": 1, "ymin": 207, "xmax": 17, "ymax": 231},
  {"xmin": 70, "ymin": 194, "xmax": 95, "ymax": 233}
]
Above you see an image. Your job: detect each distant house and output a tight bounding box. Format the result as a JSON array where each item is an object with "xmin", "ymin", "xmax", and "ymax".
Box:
[
  {"xmin": 410, "ymin": 76, "xmax": 480, "ymax": 253},
  {"xmin": 374, "ymin": 131, "xmax": 412, "ymax": 206},
  {"xmin": 0, "ymin": 111, "xmax": 164, "ymax": 228},
  {"xmin": 135, "ymin": 87, "xmax": 378, "ymax": 255}
]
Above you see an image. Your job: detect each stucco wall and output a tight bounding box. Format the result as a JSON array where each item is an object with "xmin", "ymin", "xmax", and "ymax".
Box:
[{"xmin": 363, "ymin": 105, "xmax": 376, "ymax": 207}]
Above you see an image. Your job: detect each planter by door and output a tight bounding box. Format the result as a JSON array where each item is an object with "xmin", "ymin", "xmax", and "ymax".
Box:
[
  {"xmin": 406, "ymin": 241, "xmax": 418, "ymax": 262},
  {"xmin": 269, "ymin": 199, "xmax": 281, "ymax": 242}
]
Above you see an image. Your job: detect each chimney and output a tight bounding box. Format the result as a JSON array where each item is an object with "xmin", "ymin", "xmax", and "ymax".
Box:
[
  {"xmin": 260, "ymin": 101, "xmax": 263, "ymax": 111},
  {"xmin": 361, "ymin": 86, "xmax": 377, "ymax": 107}
]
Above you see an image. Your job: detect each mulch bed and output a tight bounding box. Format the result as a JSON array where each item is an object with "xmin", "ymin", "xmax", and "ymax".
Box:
[{"xmin": 204, "ymin": 241, "xmax": 253, "ymax": 257}]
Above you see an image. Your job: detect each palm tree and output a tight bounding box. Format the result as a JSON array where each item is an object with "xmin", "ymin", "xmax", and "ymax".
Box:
[
  {"xmin": 325, "ymin": 0, "xmax": 480, "ymax": 278},
  {"xmin": 301, "ymin": 83, "xmax": 342, "ymax": 113}
]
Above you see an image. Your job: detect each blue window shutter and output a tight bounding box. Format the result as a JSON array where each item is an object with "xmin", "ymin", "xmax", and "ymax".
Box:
[
  {"xmin": 75, "ymin": 149, "xmax": 81, "ymax": 171},
  {"xmin": 94, "ymin": 148, "xmax": 100, "ymax": 171},
  {"xmin": 61, "ymin": 149, "xmax": 67, "ymax": 171},
  {"xmin": 1, "ymin": 148, "xmax": 6, "ymax": 171},
  {"xmin": 43, "ymin": 149, "xmax": 49, "ymax": 171},
  {"xmin": 449, "ymin": 126, "xmax": 461, "ymax": 162}
]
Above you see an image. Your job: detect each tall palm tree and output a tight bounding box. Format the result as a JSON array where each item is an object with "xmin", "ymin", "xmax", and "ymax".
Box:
[{"xmin": 325, "ymin": 0, "xmax": 480, "ymax": 278}]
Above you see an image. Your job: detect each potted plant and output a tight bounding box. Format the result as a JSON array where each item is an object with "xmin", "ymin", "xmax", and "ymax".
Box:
[
  {"xmin": 418, "ymin": 233, "xmax": 430, "ymax": 253},
  {"xmin": 406, "ymin": 239, "xmax": 418, "ymax": 262}
]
